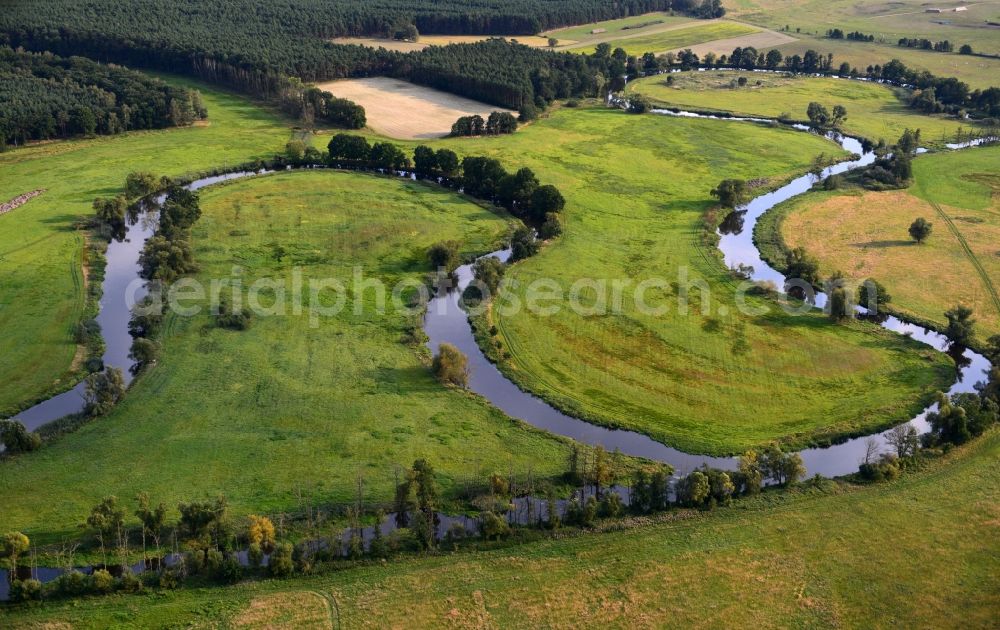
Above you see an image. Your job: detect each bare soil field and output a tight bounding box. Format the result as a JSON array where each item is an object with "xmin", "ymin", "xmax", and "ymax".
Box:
[
  {"xmin": 682, "ymin": 28, "xmax": 797, "ymax": 57},
  {"xmin": 331, "ymin": 34, "xmax": 559, "ymax": 52},
  {"xmin": 314, "ymin": 77, "xmax": 514, "ymax": 139}
]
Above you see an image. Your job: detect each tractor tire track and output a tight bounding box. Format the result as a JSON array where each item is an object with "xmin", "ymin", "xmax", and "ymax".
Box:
[{"xmin": 928, "ymin": 198, "xmax": 1000, "ymax": 317}]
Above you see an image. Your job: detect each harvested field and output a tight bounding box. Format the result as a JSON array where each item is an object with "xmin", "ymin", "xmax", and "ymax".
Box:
[
  {"xmin": 681, "ymin": 28, "xmax": 796, "ymax": 57},
  {"xmin": 331, "ymin": 34, "xmax": 560, "ymax": 51},
  {"xmin": 315, "ymin": 77, "xmax": 514, "ymax": 139},
  {"xmin": 778, "ymin": 183, "xmax": 1000, "ymax": 340}
]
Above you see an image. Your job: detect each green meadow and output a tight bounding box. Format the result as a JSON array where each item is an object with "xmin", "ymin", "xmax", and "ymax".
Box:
[
  {"xmin": 427, "ymin": 107, "xmax": 952, "ymax": 455},
  {"xmin": 0, "ymin": 77, "xmax": 295, "ymax": 416},
  {"xmin": 0, "ymin": 171, "xmax": 574, "ymax": 544},
  {"xmin": 545, "ymin": 12, "xmax": 694, "ymax": 43},
  {"xmin": 572, "ymin": 21, "xmax": 760, "ymax": 56},
  {"xmin": 628, "ymin": 71, "xmax": 977, "ymax": 146},
  {"xmin": 6, "ymin": 429, "xmax": 997, "ymax": 628}
]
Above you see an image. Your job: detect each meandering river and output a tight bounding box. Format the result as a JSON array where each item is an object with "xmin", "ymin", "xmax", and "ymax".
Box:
[{"xmin": 11, "ymin": 117, "xmax": 992, "ymax": 480}]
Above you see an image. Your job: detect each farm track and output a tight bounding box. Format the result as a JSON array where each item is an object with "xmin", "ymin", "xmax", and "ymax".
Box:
[{"xmin": 925, "ymin": 195, "xmax": 1000, "ymax": 318}]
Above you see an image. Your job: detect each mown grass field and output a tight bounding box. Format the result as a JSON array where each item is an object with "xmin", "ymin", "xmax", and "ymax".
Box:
[
  {"xmin": 728, "ymin": 0, "xmax": 1000, "ymax": 89},
  {"xmin": 627, "ymin": 71, "xmax": 976, "ymax": 146},
  {"xmin": 766, "ymin": 144, "xmax": 1000, "ymax": 343},
  {"xmin": 543, "ymin": 11, "xmax": 695, "ymax": 45},
  {"xmin": 0, "ymin": 76, "xmax": 296, "ymax": 416},
  {"xmin": 568, "ymin": 21, "xmax": 761, "ymax": 56},
  {"xmin": 419, "ymin": 107, "xmax": 953, "ymax": 455},
  {"xmin": 0, "ymin": 171, "xmax": 575, "ymax": 544},
  {"xmin": 5, "ymin": 429, "xmax": 997, "ymax": 628}
]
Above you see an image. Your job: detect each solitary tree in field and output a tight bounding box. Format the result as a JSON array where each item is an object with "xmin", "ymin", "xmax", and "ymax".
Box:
[
  {"xmin": 944, "ymin": 304, "xmax": 976, "ymax": 346},
  {"xmin": 908, "ymin": 217, "xmax": 932, "ymax": 243},
  {"xmin": 548, "ymin": 37, "xmax": 558, "ymax": 48}
]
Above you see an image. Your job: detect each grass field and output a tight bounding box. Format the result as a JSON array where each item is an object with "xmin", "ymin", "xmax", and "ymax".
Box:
[
  {"xmin": 543, "ymin": 12, "xmax": 695, "ymax": 45},
  {"xmin": 567, "ymin": 21, "xmax": 761, "ymax": 56},
  {"xmin": 418, "ymin": 107, "xmax": 953, "ymax": 455},
  {"xmin": 728, "ymin": 0, "xmax": 1000, "ymax": 89},
  {"xmin": 0, "ymin": 77, "xmax": 296, "ymax": 417},
  {"xmin": 628, "ymin": 71, "xmax": 977, "ymax": 146},
  {"xmin": 315, "ymin": 77, "xmax": 514, "ymax": 139},
  {"xmin": 0, "ymin": 171, "xmax": 575, "ymax": 544},
  {"xmin": 766, "ymin": 144, "xmax": 1000, "ymax": 343},
  {"xmin": 5, "ymin": 429, "xmax": 997, "ymax": 628}
]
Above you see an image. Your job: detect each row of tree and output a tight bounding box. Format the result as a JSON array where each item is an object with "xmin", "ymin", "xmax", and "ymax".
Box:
[
  {"xmin": 827, "ymin": 29, "xmax": 875, "ymax": 42},
  {"xmin": 0, "ymin": 46, "xmax": 206, "ymax": 148},
  {"xmin": 450, "ymin": 111, "xmax": 518, "ymax": 136},
  {"xmin": 635, "ymin": 44, "xmax": 998, "ymax": 119},
  {"xmin": 326, "ymin": 133, "xmax": 566, "ymax": 229}
]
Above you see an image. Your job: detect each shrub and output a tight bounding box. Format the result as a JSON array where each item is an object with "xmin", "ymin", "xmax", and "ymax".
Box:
[
  {"xmin": 214, "ymin": 297, "xmax": 253, "ymax": 330},
  {"xmin": 92, "ymin": 568, "xmax": 114, "ymax": 594},
  {"xmin": 158, "ymin": 569, "xmax": 180, "ymax": 590},
  {"xmin": 9, "ymin": 578, "xmax": 43, "ymax": 602},
  {"xmin": 246, "ymin": 515, "xmax": 276, "ymax": 552},
  {"xmin": 118, "ymin": 570, "xmax": 143, "ymax": 593},
  {"xmin": 432, "ymin": 343, "xmax": 469, "ymax": 387},
  {"xmin": 247, "ymin": 543, "xmax": 263, "ymax": 568},
  {"xmin": 539, "ymin": 212, "xmax": 564, "ymax": 239},
  {"xmin": 481, "ymin": 511, "xmax": 510, "ymax": 540},
  {"xmin": 0, "ymin": 420, "xmax": 41, "ymax": 453},
  {"xmin": 221, "ymin": 555, "xmax": 243, "ymax": 583},
  {"xmin": 510, "ymin": 225, "xmax": 539, "ymax": 261},
  {"xmin": 269, "ymin": 543, "xmax": 295, "ymax": 577},
  {"xmin": 427, "ymin": 241, "xmax": 459, "ymax": 271},
  {"xmin": 54, "ymin": 570, "xmax": 89, "ymax": 596}
]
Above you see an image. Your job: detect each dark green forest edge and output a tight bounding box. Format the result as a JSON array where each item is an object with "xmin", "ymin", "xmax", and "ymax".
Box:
[{"xmin": 2, "ymin": 1, "xmax": 998, "ymax": 149}]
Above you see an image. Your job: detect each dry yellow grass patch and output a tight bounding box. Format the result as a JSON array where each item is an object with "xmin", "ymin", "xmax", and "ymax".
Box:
[
  {"xmin": 315, "ymin": 77, "xmax": 514, "ymax": 140},
  {"xmin": 681, "ymin": 28, "xmax": 797, "ymax": 57},
  {"xmin": 782, "ymin": 190, "xmax": 1000, "ymax": 337},
  {"xmin": 331, "ymin": 35, "xmax": 559, "ymax": 52},
  {"xmin": 232, "ymin": 591, "xmax": 332, "ymax": 629}
]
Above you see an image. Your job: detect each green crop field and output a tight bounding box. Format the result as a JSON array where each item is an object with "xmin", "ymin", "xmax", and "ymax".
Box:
[
  {"xmin": 627, "ymin": 71, "xmax": 978, "ymax": 147},
  {"xmin": 760, "ymin": 144, "xmax": 1000, "ymax": 343},
  {"xmin": 418, "ymin": 107, "xmax": 953, "ymax": 455},
  {"xmin": 0, "ymin": 170, "xmax": 576, "ymax": 544},
  {"xmin": 568, "ymin": 21, "xmax": 761, "ymax": 56},
  {"xmin": 5, "ymin": 430, "xmax": 997, "ymax": 628},
  {"xmin": 0, "ymin": 77, "xmax": 296, "ymax": 416}
]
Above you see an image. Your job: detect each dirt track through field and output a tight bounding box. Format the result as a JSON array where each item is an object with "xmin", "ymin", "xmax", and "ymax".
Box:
[
  {"xmin": 315, "ymin": 77, "xmax": 514, "ymax": 140},
  {"xmin": 927, "ymin": 197, "xmax": 1000, "ymax": 318}
]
